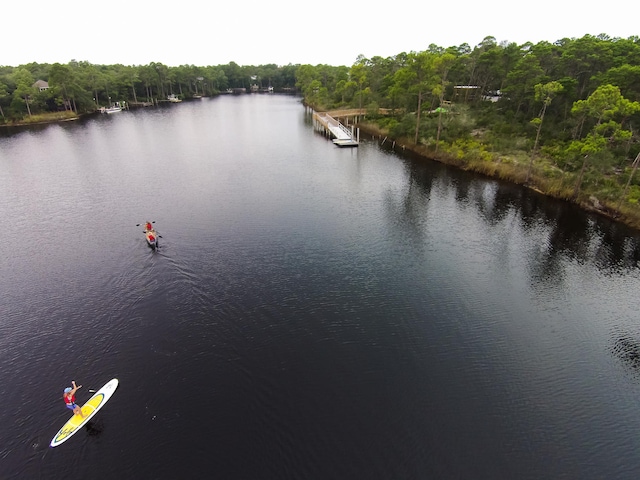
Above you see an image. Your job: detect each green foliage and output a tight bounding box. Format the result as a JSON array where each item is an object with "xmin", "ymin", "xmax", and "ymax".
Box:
[
  {"xmin": 541, "ymin": 142, "xmax": 573, "ymax": 168},
  {"xmin": 442, "ymin": 138, "xmax": 493, "ymax": 162},
  {"xmin": 11, "ymin": 68, "xmax": 34, "ymax": 115},
  {"xmin": 627, "ymin": 185, "xmax": 640, "ymax": 204},
  {"xmin": 572, "ymin": 84, "xmax": 626, "ymax": 120},
  {"xmin": 390, "ymin": 114, "xmax": 416, "ymax": 138},
  {"xmin": 366, "ymin": 101, "xmax": 381, "ymax": 118}
]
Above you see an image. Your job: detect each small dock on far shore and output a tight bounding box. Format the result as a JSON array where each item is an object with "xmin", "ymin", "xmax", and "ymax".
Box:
[
  {"xmin": 312, "ymin": 111, "xmax": 359, "ymax": 147},
  {"xmin": 128, "ymin": 101, "xmax": 155, "ymax": 108}
]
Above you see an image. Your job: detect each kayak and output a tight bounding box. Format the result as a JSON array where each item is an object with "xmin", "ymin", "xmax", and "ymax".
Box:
[
  {"xmin": 50, "ymin": 378, "xmax": 119, "ymax": 447},
  {"xmin": 140, "ymin": 221, "xmax": 159, "ymax": 249},
  {"xmin": 145, "ymin": 228, "xmax": 158, "ymax": 249}
]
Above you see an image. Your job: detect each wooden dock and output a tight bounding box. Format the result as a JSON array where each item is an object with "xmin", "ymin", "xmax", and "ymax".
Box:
[
  {"xmin": 312, "ymin": 111, "xmax": 359, "ymax": 147},
  {"xmin": 128, "ymin": 101, "xmax": 155, "ymax": 108}
]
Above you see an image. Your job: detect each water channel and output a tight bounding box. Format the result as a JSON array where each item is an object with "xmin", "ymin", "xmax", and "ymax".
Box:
[{"xmin": 1, "ymin": 94, "xmax": 640, "ymax": 479}]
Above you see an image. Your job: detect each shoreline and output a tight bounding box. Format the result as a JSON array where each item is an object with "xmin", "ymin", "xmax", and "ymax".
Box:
[
  {"xmin": 0, "ymin": 112, "xmax": 81, "ymax": 128},
  {"xmin": 355, "ymin": 121, "xmax": 640, "ymax": 234}
]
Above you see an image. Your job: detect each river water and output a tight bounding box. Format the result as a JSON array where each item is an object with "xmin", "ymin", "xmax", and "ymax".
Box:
[{"xmin": 1, "ymin": 94, "xmax": 640, "ymax": 479}]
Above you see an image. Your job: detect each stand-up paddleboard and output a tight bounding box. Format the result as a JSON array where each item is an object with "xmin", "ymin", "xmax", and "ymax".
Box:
[{"xmin": 50, "ymin": 378, "xmax": 119, "ymax": 447}]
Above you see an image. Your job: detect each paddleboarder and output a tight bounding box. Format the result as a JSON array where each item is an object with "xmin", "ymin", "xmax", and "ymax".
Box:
[{"xmin": 62, "ymin": 380, "xmax": 85, "ymax": 418}]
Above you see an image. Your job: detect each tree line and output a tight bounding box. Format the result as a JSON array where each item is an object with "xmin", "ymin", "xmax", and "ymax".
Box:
[
  {"xmin": 293, "ymin": 34, "xmax": 640, "ymax": 225},
  {"xmin": 0, "ymin": 61, "xmax": 298, "ymax": 120}
]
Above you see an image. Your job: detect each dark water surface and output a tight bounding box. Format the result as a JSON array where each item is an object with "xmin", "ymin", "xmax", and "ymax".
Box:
[{"xmin": 2, "ymin": 94, "xmax": 640, "ymax": 479}]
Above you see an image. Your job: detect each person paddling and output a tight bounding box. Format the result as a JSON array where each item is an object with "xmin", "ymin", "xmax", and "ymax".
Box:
[{"xmin": 63, "ymin": 380, "xmax": 85, "ymax": 418}]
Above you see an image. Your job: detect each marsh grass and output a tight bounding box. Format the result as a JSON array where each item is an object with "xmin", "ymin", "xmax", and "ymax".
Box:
[{"xmin": 5, "ymin": 111, "xmax": 78, "ymax": 125}]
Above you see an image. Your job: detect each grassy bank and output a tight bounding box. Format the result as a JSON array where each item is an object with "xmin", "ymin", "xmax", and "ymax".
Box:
[{"xmin": 2, "ymin": 110, "xmax": 79, "ymax": 126}]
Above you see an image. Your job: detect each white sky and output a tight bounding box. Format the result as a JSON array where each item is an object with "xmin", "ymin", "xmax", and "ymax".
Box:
[{"xmin": 3, "ymin": 0, "xmax": 637, "ymax": 68}]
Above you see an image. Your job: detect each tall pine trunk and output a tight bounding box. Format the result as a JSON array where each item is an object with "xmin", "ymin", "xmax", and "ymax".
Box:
[
  {"xmin": 616, "ymin": 152, "xmax": 640, "ymax": 214},
  {"xmin": 414, "ymin": 91, "xmax": 423, "ymax": 145},
  {"xmin": 526, "ymin": 103, "xmax": 548, "ymax": 183}
]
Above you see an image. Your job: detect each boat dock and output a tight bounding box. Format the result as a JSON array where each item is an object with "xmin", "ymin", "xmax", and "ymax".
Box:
[
  {"xmin": 312, "ymin": 111, "xmax": 359, "ymax": 147},
  {"xmin": 128, "ymin": 101, "xmax": 155, "ymax": 108}
]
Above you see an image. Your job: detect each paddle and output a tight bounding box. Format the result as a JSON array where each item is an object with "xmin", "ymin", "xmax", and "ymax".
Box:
[{"xmin": 136, "ymin": 221, "xmax": 163, "ymax": 238}]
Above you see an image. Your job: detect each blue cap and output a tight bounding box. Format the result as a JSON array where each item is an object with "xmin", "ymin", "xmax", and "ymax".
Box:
[{"xmin": 64, "ymin": 387, "xmax": 72, "ymax": 393}]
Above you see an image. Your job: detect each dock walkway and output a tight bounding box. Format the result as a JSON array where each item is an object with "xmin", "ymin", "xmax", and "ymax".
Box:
[{"xmin": 312, "ymin": 111, "xmax": 359, "ymax": 147}]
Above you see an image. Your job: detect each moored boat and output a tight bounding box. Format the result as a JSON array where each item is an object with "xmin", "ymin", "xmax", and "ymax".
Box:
[
  {"xmin": 100, "ymin": 101, "xmax": 126, "ymax": 113},
  {"xmin": 101, "ymin": 105, "xmax": 122, "ymax": 114}
]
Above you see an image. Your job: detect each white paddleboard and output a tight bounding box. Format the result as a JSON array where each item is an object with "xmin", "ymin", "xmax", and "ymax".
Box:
[{"xmin": 50, "ymin": 378, "xmax": 119, "ymax": 447}]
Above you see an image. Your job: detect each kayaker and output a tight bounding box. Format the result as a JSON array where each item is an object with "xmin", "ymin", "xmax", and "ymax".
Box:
[
  {"xmin": 62, "ymin": 380, "xmax": 85, "ymax": 418},
  {"xmin": 145, "ymin": 222, "xmax": 153, "ymax": 231}
]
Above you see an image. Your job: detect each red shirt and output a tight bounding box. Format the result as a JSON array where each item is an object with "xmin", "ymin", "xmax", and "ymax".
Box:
[{"xmin": 64, "ymin": 394, "xmax": 76, "ymax": 405}]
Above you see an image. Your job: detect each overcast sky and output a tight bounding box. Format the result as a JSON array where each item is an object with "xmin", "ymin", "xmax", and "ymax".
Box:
[{"xmin": 4, "ymin": 0, "xmax": 637, "ymax": 68}]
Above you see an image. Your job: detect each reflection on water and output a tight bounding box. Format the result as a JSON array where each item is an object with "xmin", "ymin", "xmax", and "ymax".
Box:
[
  {"xmin": 380, "ymin": 140, "xmax": 640, "ymax": 390},
  {"xmin": 387, "ymin": 147, "xmax": 640, "ymax": 276},
  {"xmin": 612, "ymin": 332, "xmax": 640, "ymax": 378}
]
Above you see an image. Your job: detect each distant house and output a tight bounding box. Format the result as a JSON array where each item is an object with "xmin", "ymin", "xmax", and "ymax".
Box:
[
  {"xmin": 33, "ymin": 80, "xmax": 49, "ymax": 91},
  {"xmin": 453, "ymin": 85, "xmax": 479, "ymax": 102}
]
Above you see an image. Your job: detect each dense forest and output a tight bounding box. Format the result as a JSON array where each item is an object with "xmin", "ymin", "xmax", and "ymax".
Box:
[
  {"xmin": 0, "ymin": 61, "xmax": 299, "ymax": 120},
  {"xmin": 2, "ymin": 34, "xmax": 640, "ymax": 228},
  {"xmin": 293, "ymin": 35, "xmax": 640, "ymax": 228}
]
